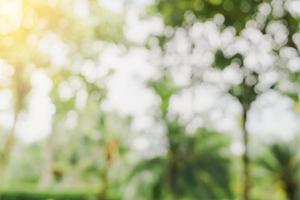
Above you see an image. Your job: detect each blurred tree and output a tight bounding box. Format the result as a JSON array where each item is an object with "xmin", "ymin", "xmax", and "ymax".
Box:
[
  {"xmin": 42, "ymin": 61, "xmax": 128, "ymax": 199},
  {"xmin": 153, "ymin": 0, "xmax": 262, "ymax": 31},
  {"xmin": 0, "ymin": 0, "xmax": 123, "ymax": 189},
  {"xmin": 150, "ymin": 0, "xmax": 300, "ymax": 199},
  {"xmin": 129, "ymin": 77, "xmax": 232, "ymax": 199}
]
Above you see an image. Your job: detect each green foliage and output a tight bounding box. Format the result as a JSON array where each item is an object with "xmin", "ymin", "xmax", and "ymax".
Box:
[
  {"xmin": 153, "ymin": 0, "xmax": 261, "ymax": 30},
  {"xmin": 285, "ymin": 92, "xmax": 299, "ymax": 102},
  {"xmin": 214, "ymin": 50, "xmax": 232, "ymax": 70},
  {"xmin": 258, "ymin": 143, "xmax": 300, "ymax": 200},
  {"xmin": 229, "ymin": 73, "xmax": 258, "ymax": 111},
  {"xmin": 0, "ymin": 190, "xmax": 98, "ymax": 200},
  {"xmin": 149, "ymin": 76, "xmax": 178, "ymax": 117},
  {"xmin": 129, "ymin": 126, "xmax": 233, "ymax": 199},
  {"xmin": 214, "ymin": 50, "xmax": 243, "ymax": 70}
]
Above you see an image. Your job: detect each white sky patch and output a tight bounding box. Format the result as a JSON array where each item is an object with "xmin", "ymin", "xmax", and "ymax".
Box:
[
  {"xmin": 0, "ymin": 60, "xmax": 14, "ymax": 86},
  {"xmin": 38, "ymin": 32, "xmax": 69, "ymax": 67},
  {"xmin": 124, "ymin": 8, "xmax": 164, "ymax": 44},
  {"xmin": 170, "ymin": 85, "xmax": 242, "ymax": 137},
  {"xmin": 98, "ymin": 0, "xmax": 124, "ymax": 13},
  {"xmin": 16, "ymin": 70, "xmax": 55, "ymax": 143},
  {"xmin": 248, "ymin": 90, "xmax": 300, "ymax": 143},
  {"xmin": 74, "ymin": 0, "xmax": 89, "ymax": 18},
  {"xmin": 286, "ymin": 0, "xmax": 300, "ymax": 17},
  {"xmin": 99, "ymin": 0, "xmax": 154, "ymax": 13},
  {"xmin": 242, "ymin": 27, "xmax": 275, "ymax": 72},
  {"xmin": 101, "ymin": 47, "xmax": 160, "ymax": 131},
  {"xmin": 0, "ymin": 89, "xmax": 12, "ymax": 111},
  {"xmin": 0, "ymin": 0, "xmax": 22, "ymax": 34},
  {"xmin": 170, "ymin": 85, "xmax": 221, "ymax": 121},
  {"xmin": 0, "ymin": 89, "xmax": 14, "ymax": 130}
]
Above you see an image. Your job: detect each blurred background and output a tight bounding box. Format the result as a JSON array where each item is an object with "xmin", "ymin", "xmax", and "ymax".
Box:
[{"xmin": 1, "ymin": 0, "xmax": 300, "ymax": 199}]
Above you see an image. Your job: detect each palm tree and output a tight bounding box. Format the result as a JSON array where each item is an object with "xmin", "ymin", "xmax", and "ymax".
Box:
[
  {"xmin": 129, "ymin": 126, "xmax": 232, "ymax": 200},
  {"xmin": 259, "ymin": 143, "xmax": 300, "ymax": 200},
  {"xmin": 128, "ymin": 77, "xmax": 232, "ymax": 199}
]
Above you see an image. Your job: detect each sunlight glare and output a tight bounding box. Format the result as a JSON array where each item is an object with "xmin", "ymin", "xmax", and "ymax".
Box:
[{"xmin": 0, "ymin": 0, "xmax": 22, "ymax": 34}]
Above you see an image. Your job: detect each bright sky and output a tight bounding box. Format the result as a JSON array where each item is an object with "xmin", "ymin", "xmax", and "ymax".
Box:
[{"xmin": 0, "ymin": 0, "xmax": 299, "ymax": 155}]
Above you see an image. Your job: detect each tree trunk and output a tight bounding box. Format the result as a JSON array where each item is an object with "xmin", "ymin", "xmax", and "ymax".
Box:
[
  {"xmin": 39, "ymin": 136, "xmax": 54, "ymax": 188},
  {"xmin": 98, "ymin": 169, "xmax": 108, "ymax": 200},
  {"xmin": 0, "ymin": 65, "xmax": 27, "ymax": 187},
  {"xmin": 98, "ymin": 139, "xmax": 118, "ymax": 200},
  {"xmin": 0, "ymin": 111, "xmax": 19, "ymax": 187},
  {"xmin": 242, "ymin": 108, "xmax": 250, "ymax": 200},
  {"xmin": 285, "ymin": 179, "xmax": 298, "ymax": 200}
]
